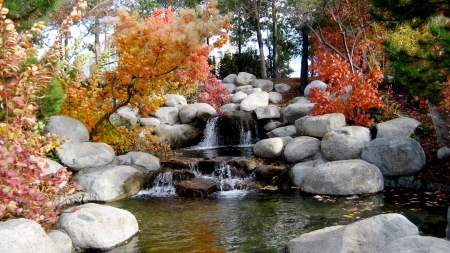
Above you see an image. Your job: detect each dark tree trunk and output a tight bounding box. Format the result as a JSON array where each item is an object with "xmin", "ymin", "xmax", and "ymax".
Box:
[
  {"xmin": 252, "ymin": 0, "xmax": 267, "ymax": 79},
  {"xmin": 272, "ymin": 0, "xmax": 279, "ymax": 78},
  {"xmin": 300, "ymin": 25, "xmax": 309, "ymax": 93}
]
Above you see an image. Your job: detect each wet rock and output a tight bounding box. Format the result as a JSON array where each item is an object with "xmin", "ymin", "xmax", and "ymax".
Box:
[
  {"xmin": 255, "ymin": 165, "xmax": 287, "ymax": 186},
  {"xmin": 176, "ymin": 178, "xmax": 219, "ymax": 198},
  {"xmin": 154, "ymin": 124, "xmax": 202, "ymax": 148},
  {"xmin": 295, "ymin": 113, "xmax": 346, "ymax": 138},
  {"xmin": 44, "ymin": 115, "xmax": 89, "ymax": 143},
  {"xmin": 321, "ymin": 126, "xmax": 371, "ymax": 161}
]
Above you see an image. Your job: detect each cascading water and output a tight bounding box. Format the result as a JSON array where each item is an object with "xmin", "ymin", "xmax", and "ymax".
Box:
[{"xmin": 136, "ymin": 171, "xmax": 176, "ymax": 197}]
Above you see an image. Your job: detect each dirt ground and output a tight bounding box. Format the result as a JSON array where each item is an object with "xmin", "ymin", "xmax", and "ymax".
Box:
[{"xmin": 272, "ymin": 78, "xmax": 450, "ymax": 187}]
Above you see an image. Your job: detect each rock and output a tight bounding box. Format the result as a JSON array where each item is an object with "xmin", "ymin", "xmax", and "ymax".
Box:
[
  {"xmin": 244, "ymin": 87, "xmax": 262, "ymax": 95},
  {"xmin": 361, "ymin": 137, "xmax": 426, "ymax": 176},
  {"xmin": 240, "ymin": 91, "xmax": 269, "ymax": 111},
  {"xmin": 222, "ymin": 82, "xmax": 236, "ymax": 94},
  {"xmin": 267, "ymin": 125, "xmax": 297, "ymax": 138},
  {"xmin": 250, "ymin": 79, "xmax": 274, "ymax": 92},
  {"xmin": 255, "ymin": 165, "xmax": 286, "ymax": 186},
  {"xmin": 164, "ymin": 94, "xmax": 187, "ymax": 108},
  {"xmin": 54, "ymin": 203, "xmax": 139, "ymax": 251},
  {"xmin": 0, "ymin": 218, "xmax": 59, "ymax": 253},
  {"xmin": 236, "ymin": 72, "xmax": 256, "ymax": 86},
  {"xmin": 154, "ymin": 124, "xmax": 201, "ymax": 148},
  {"xmin": 293, "ymin": 96, "xmax": 310, "ymax": 103},
  {"xmin": 286, "ymin": 213, "xmax": 418, "ymax": 253},
  {"xmin": 254, "ymin": 105, "xmax": 280, "ymax": 120},
  {"xmin": 283, "ymin": 102, "xmax": 315, "ymax": 124},
  {"xmin": 274, "ymin": 83, "xmax": 291, "ymax": 93},
  {"xmin": 47, "ymin": 230, "xmax": 73, "ymax": 253},
  {"xmin": 223, "ymin": 73, "xmax": 238, "ymax": 84},
  {"xmin": 179, "ymin": 103, "xmax": 216, "ymax": 125},
  {"xmin": 321, "ymin": 126, "xmax": 372, "ymax": 161},
  {"xmin": 221, "ymin": 103, "xmax": 240, "ymax": 112},
  {"xmin": 175, "ymin": 178, "xmax": 219, "ymax": 198},
  {"xmin": 42, "ymin": 158, "xmax": 64, "ymax": 175},
  {"xmin": 110, "ymin": 106, "xmax": 139, "ymax": 126},
  {"xmin": 58, "ymin": 142, "xmax": 115, "ymax": 171},
  {"xmin": 263, "ymin": 121, "xmax": 282, "ymax": 132},
  {"xmin": 284, "ymin": 136, "xmax": 321, "ymax": 163},
  {"xmin": 153, "ymin": 106, "xmax": 179, "ymax": 125},
  {"xmin": 253, "ymin": 138, "xmax": 284, "ymax": 158},
  {"xmin": 383, "ymin": 235, "xmax": 450, "ymax": 253},
  {"xmin": 304, "ymin": 80, "xmax": 327, "ymax": 98},
  {"xmin": 300, "ymin": 159, "xmax": 384, "ymax": 195},
  {"xmin": 295, "ymin": 113, "xmax": 346, "ymax": 138},
  {"xmin": 235, "ymin": 85, "xmax": 253, "ymax": 93},
  {"xmin": 44, "ymin": 116, "xmax": 89, "ymax": 143},
  {"xmin": 290, "ymin": 161, "xmax": 315, "ymax": 187},
  {"xmin": 438, "ymin": 146, "xmax": 450, "ymax": 159},
  {"xmin": 231, "ymin": 91, "xmax": 248, "ymax": 103},
  {"xmin": 268, "ymin": 92, "xmax": 283, "ymax": 103},
  {"xmin": 376, "ymin": 117, "xmax": 421, "ymax": 139},
  {"xmin": 118, "ymin": 151, "xmax": 160, "ymax": 174},
  {"xmin": 74, "ymin": 165, "xmax": 144, "ymax": 202},
  {"xmin": 139, "ymin": 117, "xmax": 161, "ymax": 128}
]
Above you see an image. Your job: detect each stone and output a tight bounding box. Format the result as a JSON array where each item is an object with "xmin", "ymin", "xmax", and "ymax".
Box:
[
  {"xmin": 300, "ymin": 159, "xmax": 384, "ymax": 195},
  {"xmin": 44, "ymin": 115, "xmax": 89, "ymax": 143},
  {"xmin": 438, "ymin": 146, "xmax": 450, "ymax": 159},
  {"xmin": 240, "ymin": 91, "xmax": 269, "ymax": 111},
  {"xmin": 290, "ymin": 161, "xmax": 315, "ymax": 187},
  {"xmin": 153, "ymin": 106, "xmax": 179, "ymax": 125},
  {"xmin": 109, "ymin": 106, "xmax": 139, "ymax": 126},
  {"xmin": 164, "ymin": 94, "xmax": 187, "ymax": 108},
  {"xmin": 382, "ymin": 235, "xmax": 450, "ymax": 253},
  {"xmin": 235, "ymin": 84, "xmax": 253, "ymax": 93},
  {"xmin": 0, "ymin": 218, "xmax": 59, "ymax": 253},
  {"xmin": 42, "ymin": 158, "xmax": 67, "ymax": 188},
  {"xmin": 267, "ymin": 125, "xmax": 297, "ymax": 138},
  {"xmin": 47, "ymin": 230, "xmax": 73, "ymax": 253},
  {"xmin": 249, "ymin": 79, "xmax": 274, "ymax": 92},
  {"xmin": 268, "ymin": 92, "xmax": 282, "ymax": 103},
  {"xmin": 295, "ymin": 113, "xmax": 346, "ymax": 138},
  {"xmin": 376, "ymin": 117, "xmax": 421, "ymax": 139},
  {"xmin": 263, "ymin": 121, "xmax": 282, "ymax": 132},
  {"xmin": 179, "ymin": 103, "xmax": 216, "ymax": 125},
  {"xmin": 304, "ymin": 80, "xmax": 327, "ymax": 98},
  {"xmin": 74, "ymin": 165, "xmax": 144, "ymax": 202},
  {"xmin": 293, "ymin": 96, "xmax": 310, "ymax": 103},
  {"xmin": 154, "ymin": 124, "xmax": 201, "ymax": 148},
  {"xmin": 286, "ymin": 213, "xmax": 418, "ymax": 253},
  {"xmin": 223, "ymin": 73, "xmax": 238, "ymax": 84},
  {"xmin": 283, "ymin": 102, "xmax": 315, "ymax": 124},
  {"xmin": 236, "ymin": 72, "xmax": 256, "ymax": 86},
  {"xmin": 139, "ymin": 117, "xmax": 161, "ymax": 128},
  {"xmin": 175, "ymin": 178, "xmax": 219, "ymax": 198},
  {"xmin": 54, "ymin": 203, "xmax": 139, "ymax": 251},
  {"xmin": 221, "ymin": 103, "xmax": 240, "ymax": 112},
  {"xmin": 58, "ymin": 142, "xmax": 115, "ymax": 171},
  {"xmin": 254, "ymin": 105, "xmax": 280, "ymax": 120},
  {"xmin": 222, "ymin": 82, "xmax": 236, "ymax": 94},
  {"xmin": 321, "ymin": 126, "xmax": 372, "ymax": 161},
  {"xmin": 361, "ymin": 137, "xmax": 426, "ymax": 176},
  {"xmin": 284, "ymin": 136, "xmax": 321, "ymax": 163},
  {"xmin": 244, "ymin": 87, "xmax": 262, "ymax": 95},
  {"xmin": 118, "ymin": 151, "xmax": 160, "ymax": 174},
  {"xmin": 253, "ymin": 138, "xmax": 284, "ymax": 158},
  {"xmin": 231, "ymin": 91, "xmax": 248, "ymax": 103},
  {"xmin": 255, "ymin": 165, "xmax": 286, "ymax": 186},
  {"xmin": 274, "ymin": 83, "xmax": 291, "ymax": 93}
]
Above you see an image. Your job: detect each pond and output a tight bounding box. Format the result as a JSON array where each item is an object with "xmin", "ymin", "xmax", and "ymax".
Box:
[{"xmin": 104, "ymin": 188, "xmax": 449, "ymax": 253}]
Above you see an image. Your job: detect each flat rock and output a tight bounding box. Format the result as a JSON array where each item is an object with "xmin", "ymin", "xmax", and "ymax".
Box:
[
  {"xmin": 382, "ymin": 235, "xmax": 450, "ymax": 253},
  {"xmin": 376, "ymin": 117, "xmax": 420, "ymax": 139},
  {"xmin": 57, "ymin": 142, "xmax": 115, "ymax": 171},
  {"xmin": 267, "ymin": 125, "xmax": 297, "ymax": 138},
  {"xmin": 295, "ymin": 113, "xmax": 346, "ymax": 138},
  {"xmin": 44, "ymin": 116, "xmax": 89, "ymax": 143},
  {"xmin": 175, "ymin": 178, "xmax": 219, "ymax": 198},
  {"xmin": 254, "ymin": 105, "xmax": 280, "ymax": 120}
]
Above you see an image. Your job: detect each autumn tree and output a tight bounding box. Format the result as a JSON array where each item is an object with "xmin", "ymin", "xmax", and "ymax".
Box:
[{"xmin": 3, "ymin": 0, "xmax": 61, "ymax": 30}]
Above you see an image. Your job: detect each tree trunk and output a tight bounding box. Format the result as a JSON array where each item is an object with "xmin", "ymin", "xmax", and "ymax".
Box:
[
  {"xmin": 252, "ymin": 0, "xmax": 267, "ymax": 79},
  {"xmin": 300, "ymin": 25, "xmax": 309, "ymax": 93},
  {"xmin": 94, "ymin": 16, "xmax": 101, "ymax": 63},
  {"xmin": 272, "ymin": 0, "xmax": 279, "ymax": 78}
]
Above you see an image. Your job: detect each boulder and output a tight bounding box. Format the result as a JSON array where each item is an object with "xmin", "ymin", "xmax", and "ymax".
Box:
[
  {"xmin": 109, "ymin": 106, "xmax": 139, "ymax": 126},
  {"xmin": 268, "ymin": 92, "xmax": 283, "ymax": 103},
  {"xmin": 153, "ymin": 106, "xmax": 179, "ymax": 125},
  {"xmin": 240, "ymin": 91, "xmax": 269, "ymax": 111},
  {"xmin": 164, "ymin": 94, "xmax": 187, "ymax": 108},
  {"xmin": 376, "ymin": 117, "xmax": 420, "ymax": 139},
  {"xmin": 255, "ymin": 165, "xmax": 286, "ymax": 186},
  {"xmin": 223, "ymin": 73, "xmax": 238, "ymax": 84},
  {"xmin": 437, "ymin": 146, "xmax": 450, "ymax": 159},
  {"xmin": 221, "ymin": 103, "xmax": 240, "ymax": 112},
  {"xmin": 139, "ymin": 117, "xmax": 161, "ymax": 128},
  {"xmin": 254, "ymin": 105, "xmax": 281, "ymax": 120},
  {"xmin": 44, "ymin": 115, "xmax": 89, "ymax": 143},
  {"xmin": 274, "ymin": 83, "xmax": 291, "ymax": 93},
  {"xmin": 118, "ymin": 151, "xmax": 160, "ymax": 174},
  {"xmin": 236, "ymin": 72, "xmax": 256, "ymax": 86},
  {"xmin": 295, "ymin": 113, "xmax": 346, "ymax": 138},
  {"xmin": 244, "ymin": 87, "xmax": 262, "ymax": 95},
  {"xmin": 47, "ymin": 230, "xmax": 73, "ymax": 253},
  {"xmin": 283, "ymin": 102, "xmax": 315, "ymax": 124},
  {"xmin": 42, "ymin": 158, "xmax": 64, "ymax": 175},
  {"xmin": 284, "ymin": 136, "xmax": 321, "ymax": 163},
  {"xmin": 382, "ymin": 235, "xmax": 450, "ymax": 253},
  {"xmin": 154, "ymin": 124, "xmax": 201, "ymax": 148},
  {"xmin": 361, "ymin": 137, "xmax": 426, "ymax": 176},
  {"xmin": 175, "ymin": 178, "xmax": 219, "ymax": 198},
  {"xmin": 235, "ymin": 85, "xmax": 253, "ymax": 93},
  {"xmin": 58, "ymin": 142, "xmax": 115, "ymax": 171},
  {"xmin": 321, "ymin": 126, "xmax": 371, "ymax": 161},
  {"xmin": 286, "ymin": 213, "xmax": 418, "ymax": 253},
  {"xmin": 250, "ymin": 79, "xmax": 274, "ymax": 92},
  {"xmin": 267, "ymin": 125, "xmax": 297, "ymax": 138},
  {"xmin": 293, "ymin": 96, "xmax": 310, "ymax": 104},
  {"xmin": 222, "ymin": 82, "xmax": 236, "ymax": 94},
  {"xmin": 304, "ymin": 80, "xmax": 327, "ymax": 98},
  {"xmin": 0, "ymin": 219, "xmax": 59, "ymax": 253},
  {"xmin": 74, "ymin": 165, "xmax": 144, "ymax": 202},
  {"xmin": 231, "ymin": 91, "xmax": 248, "ymax": 103},
  {"xmin": 53, "ymin": 203, "xmax": 139, "ymax": 251},
  {"xmin": 263, "ymin": 121, "xmax": 282, "ymax": 132},
  {"xmin": 300, "ymin": 159, "xmax": 384, "ymax": 195},
  {"xmin": 290, "ymin": 161, "xmax": 315, "ymax": 187},
  {"xmin": 179, "ymin": 103, "xmax": 216, "ymax": 125},
  {"xmin": 253, "ymin": 138, "xmax": 284, "ymax": 158}
]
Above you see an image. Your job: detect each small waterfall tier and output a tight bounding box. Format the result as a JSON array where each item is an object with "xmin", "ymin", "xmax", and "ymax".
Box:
[{"xmin": 196, "ymin": 111, "xmax": 258, "ymax": 149}]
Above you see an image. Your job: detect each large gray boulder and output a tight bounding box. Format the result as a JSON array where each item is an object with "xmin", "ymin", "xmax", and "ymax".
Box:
[
  {"xmin": 139, "ymin": 117, "xmax": 161, "ymax": 128},
  {"xmin": 236, "ymin": 72, "xmax": 256, "ymax": 86},
  {"xmin": 300, "ymin": 159, "xmax": 384, "ymax": 195},
  {"xmin": 253, "ymin": 138, "xmax": 284, "ymax": 158},
  {"xmin": 222, "ymin": 82, "xmax": 236, "ymax": 94},
  {"xmin": 321, "ymin": 126, "xmax": 372, "ymax": 161},
  {"xmin": 109, "ymin": 106, "xmax": 139, "ymax": 127},
  {"xmin": 221, "ymin": 103, "xmax": 240, "ymax": 113},
  {"xmin": 284, "ymin": 136, "xmax": 321, "ymax": 163},
  {"xmin": 240, "ymin": 91, "xmax": 269, "ymax": 111},
  {"xmin": 74, "ymin": 165, "xmax": 144, "ymax": 202},
  {"xmin": 118, "ymin": 151, "xmax": 160, "ymax": 174},
  {"xmin": 44, "ymin": 116, "xmax": 89, "ymax": 143},
  {"xmin": 154, "ymin": 124, "xmax": 201, "ymax": 148},
  {"xmin": 275, "ymin": 83, "xmax": 291, "ymax": 93},
  {"xmin": 283, "ymin": 102, "xmax": 315, "ymax": 124},
  {"xmin": 54, "ymin": 203, "xmax": 139, "ymax": 251},
  {"xmin": 0, "ymin": 219, "xmax": 59, "ymax": 253},
  {"xmin": 263, "ymin": 121, "xmax": 282, "ymax": 132},
  {"xmin": 293, "ymin": 96, "xmax": 311, "ymax": 104},
  {"xmin": 295, "ymin": 113, "xmax": 346, "ymax": 138},
  {"xmin": 231, "ymin": 91, "xmax": 248, "ymax": 103},
  {"xmin": 244, "ymin": 87, "xmax": 262, "ymax": 95},
  {"xmin": 304, "ymin": 80, "xmax": 327, "ymax": 98},
  {"xmin": 254, "ymin": 105, "xmax": 281, "ymax": 120},
  {"xmin": 376, "ymin": 117, "xmax": 420, "ymax": 139},
  {"xmin": 164, "ymin": 94, "xmax": 187, "ymax": 108},
  {"xmin": 223, "ymin": 73, "xmax": 237, "ymax": 84},
  {"xmin": 286, "ymin": 213, "xmax": 418, "ymax": 253},
  {"xmin": 58, "ymin": 142, "xmax": 115, "ymax": 171},
  {"xmin": 47, "ymin": 230, "xmax": 73, "ymax": 253},
  {"xmin": 153, "ymin": 106, "xmax": 179, "ymax": 125},
  {"xmin": 179, "ymin": 103, "xmax": 216, "ymax": 124},
  {"xmin": 361, "ymin": 137, "xmax": 426, "ymax": 176},
  {"xmin": 267, "ymin": 125, "xmax": 297, "ymax": 138},
  {"xmin": 382, "ymin": 235, "xmax": 450, "ymax": 253},
  {"xmin": 290, "ymin": 161, "xmax": 316, "ymax": 187},
  {"xmin": 268, "ymin": 92, "xmax": 283, "ymax": 103},
  {"xmin": 235, "ymin": 85, "xmax": 253, "ymax": 93},
  {"xmin": 250, "ymin": 79, "xmax": 274, "ymax": 92}
]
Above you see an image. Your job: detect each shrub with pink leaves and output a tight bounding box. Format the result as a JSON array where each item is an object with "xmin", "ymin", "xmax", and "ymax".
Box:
[{"xmin": 196, "ymin": 73, "xmax": 231, "ymax": 112}]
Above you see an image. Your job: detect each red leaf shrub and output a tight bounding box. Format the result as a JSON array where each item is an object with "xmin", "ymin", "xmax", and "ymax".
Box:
[{"xmin": 196, "ymin": 72, "xmax": 231, "ymax": 112}]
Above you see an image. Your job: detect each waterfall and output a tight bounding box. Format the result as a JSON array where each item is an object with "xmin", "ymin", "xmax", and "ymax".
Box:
[{"xmin": 136, "ymin": 172, "xmax": 176, "ymax": 197}]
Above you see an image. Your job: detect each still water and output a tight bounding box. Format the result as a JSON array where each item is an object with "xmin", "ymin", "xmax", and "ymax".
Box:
[{"xmin": 105, "ymin": 189, "xmax": 449, "ymax": 253}]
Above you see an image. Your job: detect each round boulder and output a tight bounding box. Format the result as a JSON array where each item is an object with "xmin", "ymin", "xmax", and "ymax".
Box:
[
  {"xmin": 295, "ymin": 113, "xmax": 346, "ymax": 138},
  {"xmin": 164, "ymin": 94, "xmax": 187, "ymax": 108},
  {"xmin": 240, "ymin": 91, "xmax": 269, "ymax": 111},
  {"xmin": 268, "ymin": 92, "xmax": 282, "ymax": 103},
  {"xmin": 44, "ymin": 116, "xmax": 89, "ymax": 143},
  {"xmin": 321, "ymin": 126, "xmax": 371, "ymax": 161},
  {"xmin": 250, "ymin": 79, "xmax": 274, "ymax": 92},
  {"xmin": 153, "ymin": 106, "xmax": 179, "ymax": 125},
  {"xmin": 179, "ymin": 103, "xmax": 216, "ymax": 124},
  {"xmin": 304, "ymin": 80, "xmax": 328, "ymax": 98},
  {"xmin": 283, "ymin": 102, "xmax": 315, "ymax": 124},
  {"xmin": 236, "ymin": 72, "xmax": 256, "ymax": 86},
  {"xmin": 274, "ymin": 83, "xmax": 291, "ymax": 93},
  {"xmin": 223, "ymin": 74, "xmax": 237, "ymax": 84},
  {"xmin": 231, "ymin": 91, "xmax": 248, "ymax": 103},
  {"xmin": 253, "ymin": 138, "xmax": 284, "ymax": 158},
  {"xmin": 284, "ymin": 136, "xmax": 321, "ymax": 163},
  {"xmin": 383, "ymin": 235, "xmax": 450, "ymax": 253}
]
